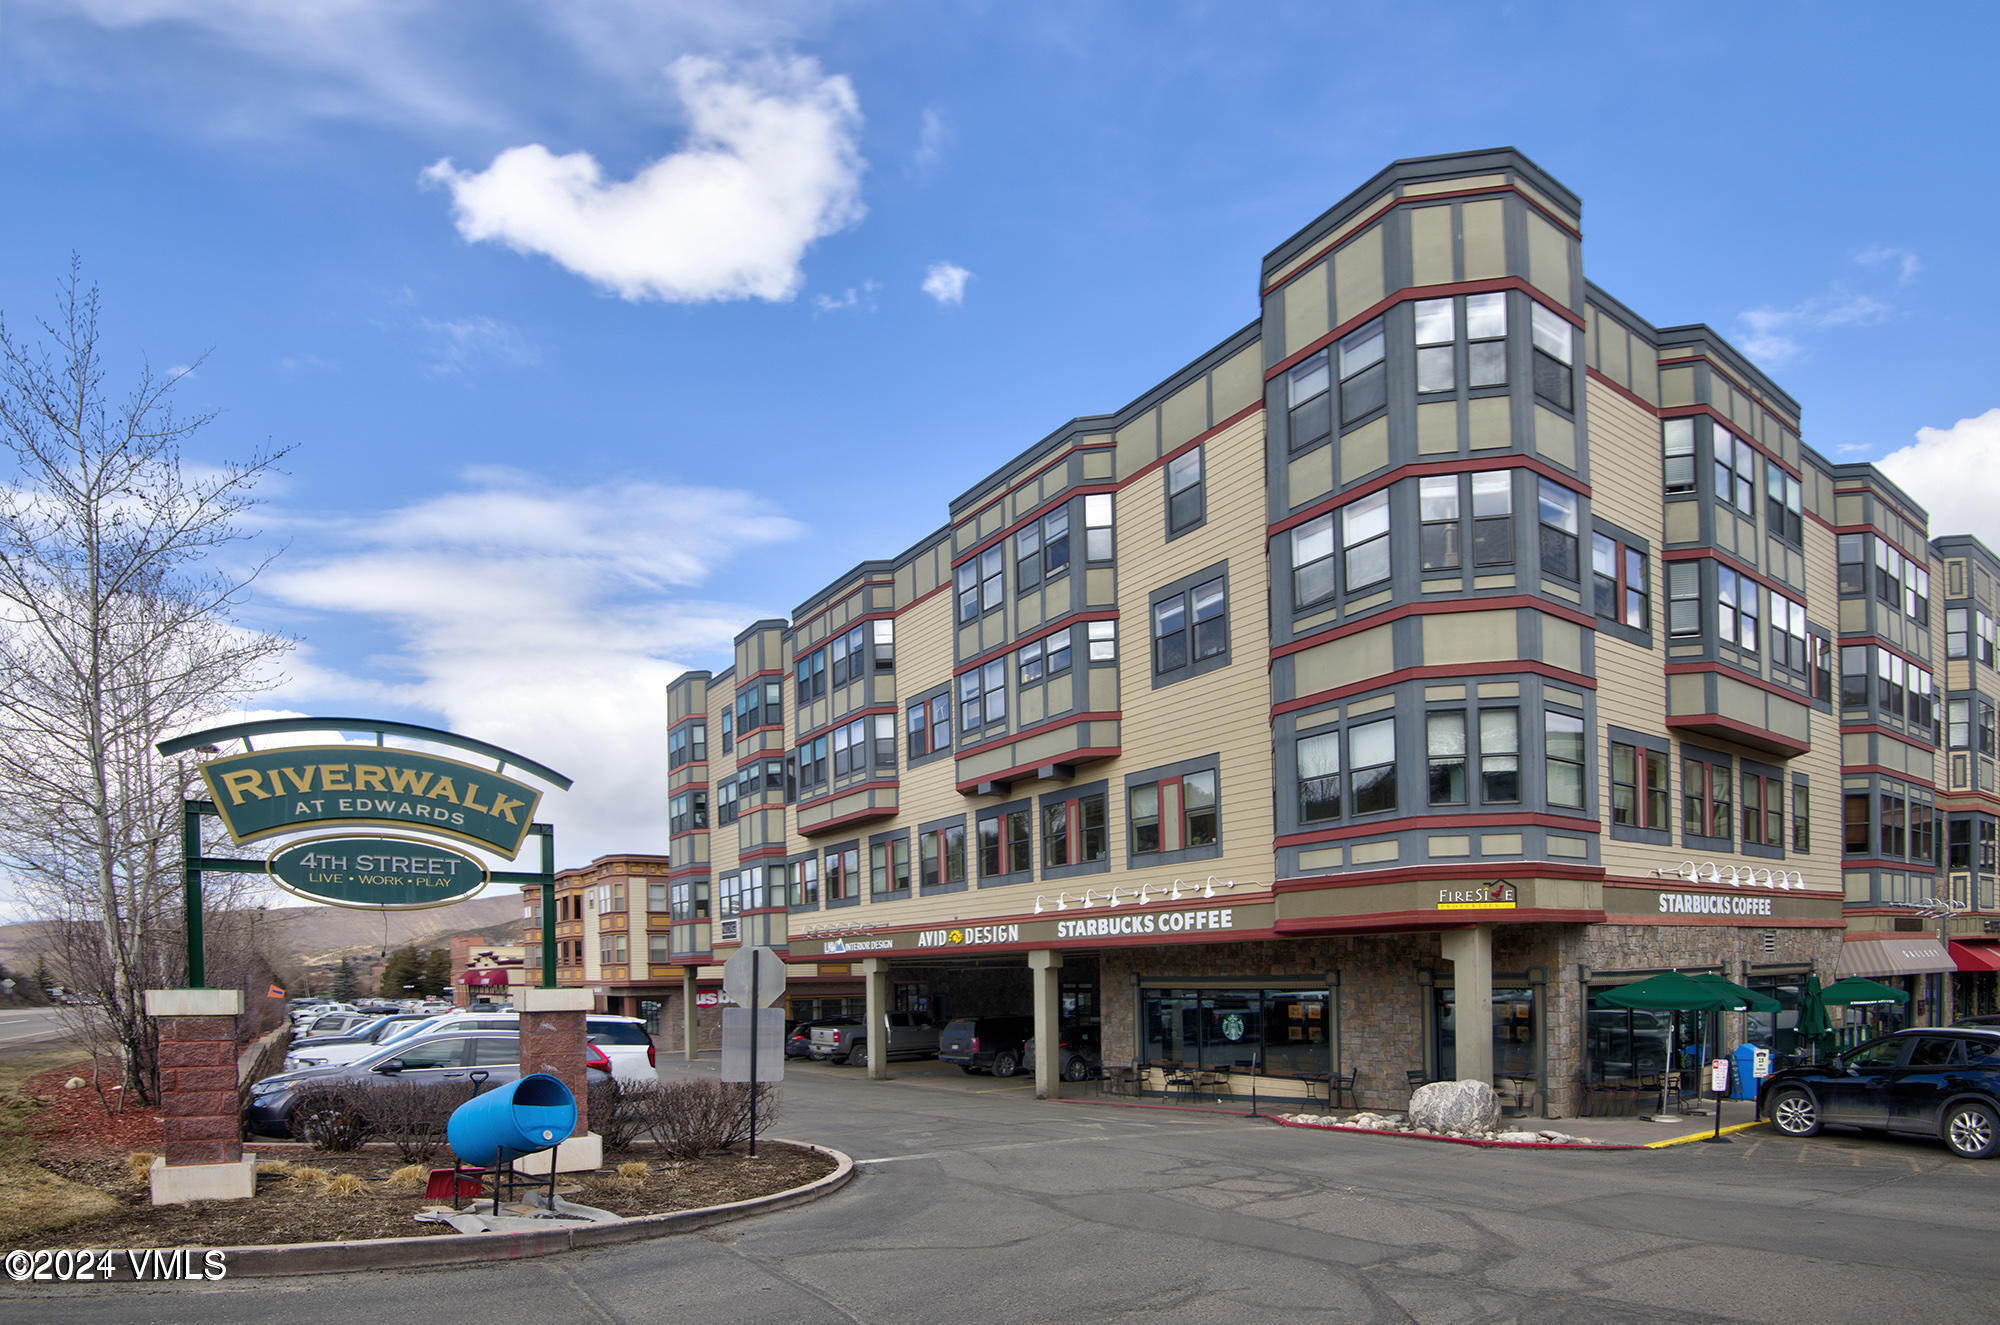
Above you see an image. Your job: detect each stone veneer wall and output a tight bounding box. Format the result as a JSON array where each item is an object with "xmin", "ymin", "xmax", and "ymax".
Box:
[{"xmin": 1096, "ymin": 921, "xmax": 1843, "ymax": 1115}]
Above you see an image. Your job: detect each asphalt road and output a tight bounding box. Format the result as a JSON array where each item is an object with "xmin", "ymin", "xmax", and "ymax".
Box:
[
  {"xmin": 8, "ymin": 1053, "xmax": 1999, "ymax": 1322},
  {"xmin": 0, "ymin": 1007, "xmax": 73, "ymax": 1055}
]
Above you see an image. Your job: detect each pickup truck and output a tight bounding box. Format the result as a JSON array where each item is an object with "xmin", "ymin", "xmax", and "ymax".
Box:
[{"xmin": 809, "ymin": 1012, "xmax": 941, "ymax": 1065}]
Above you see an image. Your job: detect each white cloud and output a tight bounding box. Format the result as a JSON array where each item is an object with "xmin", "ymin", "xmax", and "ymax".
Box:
[
  {"xmin": 922, "ymin": 261, "xmax": 971, "ymax": 306},
  {"xmin": 1855, "ymin": 244, "xmax": 1922, "ymax": 286},
  {"xmin": 1875, "ymin": 408, "xmax": 2000, "ymax": 552},
  {"xmin": 416, "ymin": 315, "xmax": 538, "ymax": 376},
  {"xmin": 813, "ymin": 280, "xmax": 879, "ymax": 314},
  {"xmin": 422, "ymin": 54, "xmax": 866, "ymax": 303},
  {"xmin": 913, "ymin": 107, "xmax": 952, "ymax": 175},
  {"xmin": 261, "ymin": 469, "xmax": 804, "ymax": 861},
  {"xmin": 1735, "ymin": 291, "xmax": 1890, "ymax": 367}
]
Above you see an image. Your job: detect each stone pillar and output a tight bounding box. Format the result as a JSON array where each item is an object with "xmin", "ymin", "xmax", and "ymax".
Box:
[
  {"xmin": 1030, "ymin": 950, "xmax": 1063, "ymax": 1100},
  {"xmin": 146, "ymin": 988, "xmax": 256, "ymax": 1205},
  {"xmin": 862, "ymin": 957, "xmax": 889, "ymax": 1081},
  {"xmin": 1440, "ymin": 925, "xmax": 1494, "ymax": 1086},
  {"xmin": 514, "ymin": 986, "xmax": 601, "ymax": 1174}
]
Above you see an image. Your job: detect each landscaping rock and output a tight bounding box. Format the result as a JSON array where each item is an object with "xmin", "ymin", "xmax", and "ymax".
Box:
[{"xmin": 1409, "ymin": 1080, "xmax": 1499, "ymax": 1136}]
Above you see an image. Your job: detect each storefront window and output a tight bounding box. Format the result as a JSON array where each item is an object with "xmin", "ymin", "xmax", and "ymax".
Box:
[
  {"xmin": 1585, "ymin": 990, "xmax": 1716, "ymax": 1085},
  {"xmin": 1433, "ymin": 986, "xmax": 1539, "ymax": 1083},
  {"xmin": 1139, "ymin": 987, "xmax": 1330, "ymax": 1077},
  {"xmin": 1745, "ymin": 976, "xmax": 1803, "ymax": 1062}
]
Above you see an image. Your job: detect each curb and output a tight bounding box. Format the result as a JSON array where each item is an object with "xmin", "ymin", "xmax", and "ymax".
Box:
[
  {"xmin": 1644, "ymin": 1119, "xmax": 1769, "ymax": 1148},
  {"xmin": 214, "ymin": 1140, "xmax": 853, "ymax": 1277},
  {"xmin": 1264, "ymin": 1114, "xmax": 1647, "ymax": 1150}
]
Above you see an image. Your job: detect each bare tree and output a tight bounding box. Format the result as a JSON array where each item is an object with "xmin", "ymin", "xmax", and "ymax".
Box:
[{"xmin": 0, "ymin": 259, "xmax": 292, "ymax": 1100}]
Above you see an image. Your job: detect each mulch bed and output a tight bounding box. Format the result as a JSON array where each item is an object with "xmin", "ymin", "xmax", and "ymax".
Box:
[
  {"xmin": 20, "ymin": 1143, "xmax": 835, "ymax": 1250},
  {"xmin": 11, "ymin": 1059, "xmax": 834, "ymax": 1250}
]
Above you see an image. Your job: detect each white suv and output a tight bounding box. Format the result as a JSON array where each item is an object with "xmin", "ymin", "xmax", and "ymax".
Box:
[{"xmin": 291, "ymin": 1012, "xmax": 658, "ymax": 1083}]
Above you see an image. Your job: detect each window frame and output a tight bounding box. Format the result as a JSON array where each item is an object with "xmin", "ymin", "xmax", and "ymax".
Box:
[
  {"xmin": 975, "ymin": 799, "xmax": 1034, "ymax": 887},
  {"xmin": 1166, "ymin": 444, "xmax": 1205, "ymax": 538},
  {"xmin": 1149, "ymin": 562, "xmax": 1231, "ymax": 687},
  {"xmin": 1037, "ymin": 782, "xmax": 1111, "ymax": 882},
  {"xmin": 1124, "ymin": 755, "xmax": 1224, "ymax": 867}
]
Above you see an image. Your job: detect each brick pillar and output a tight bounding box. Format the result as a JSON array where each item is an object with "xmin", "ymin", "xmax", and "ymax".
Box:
[
  {"xmin": 517, "ymin": 987, "xmax": 592, "ymax": 1136},
  {"xmin": 148, "ymin": 990, "xmax": 244, "ymax": 1166}
]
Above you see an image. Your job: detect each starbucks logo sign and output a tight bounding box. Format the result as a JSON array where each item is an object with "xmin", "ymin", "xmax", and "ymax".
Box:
[{"xmin": 1221, "ymin": 1013, "xmax": 1246, "ymax": 1042}]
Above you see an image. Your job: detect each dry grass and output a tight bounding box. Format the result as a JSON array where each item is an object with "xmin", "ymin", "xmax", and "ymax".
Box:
[
  {"xmin": 383, "ymin": 1164, "xmax": 426, "ymax": 1191},
  {"xmin": 321, "ymin": 1173, "xmax": 366, "ymax": 1198},
  {"xmin": 617, "ymin": 1161, "xmax": 649, "ymax": 1179},
  {"xmin": 123, "ymin": 1151, "xmax": 156, "ymax": 1184},
  {"xmin": 257, "ymin": 1158, "xmax": 296, "ymax": 1177},
  {"xmin": 286, "ymin": 1165, "xmax": 332, "ymax": 1187},
  {"xmin": 0, "ymin": 1044, "xmax": 123, "ymax": 1242}
]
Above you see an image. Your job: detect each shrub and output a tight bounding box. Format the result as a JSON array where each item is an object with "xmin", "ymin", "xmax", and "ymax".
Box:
[
  {"xmin": 289, "ymin": 1085, "xmax": 370, "ymax": 1152},
  {"xmin": 643, "ymin": 1079, "xmax": 782, "ymax": 1159},
  {"xmin": 586, "ymin": 1077, "xmax": 661, "ymax": 1154},
  {"xmin": 357, "ymin": 1081, "xmax": 456, "ymax": 1163}
]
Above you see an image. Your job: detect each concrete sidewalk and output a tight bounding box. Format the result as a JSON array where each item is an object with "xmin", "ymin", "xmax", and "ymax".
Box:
[{"xmin": 1058, "ymin": 1085, "xmax": 1768, "ymax": 1149}]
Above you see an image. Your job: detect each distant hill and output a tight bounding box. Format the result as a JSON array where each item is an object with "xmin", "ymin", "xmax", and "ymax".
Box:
[{"xmin": 0, "ymin": 891, "xmax": 528, "ymax": 973}]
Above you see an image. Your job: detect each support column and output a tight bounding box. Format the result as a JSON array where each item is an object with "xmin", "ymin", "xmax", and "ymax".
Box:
[
  {"xmin": 683, "ymin": 967, "xmax": 699, "ymax": 1060},
  {"xmin": 1440, "ymin": 925, "xmax": 1494, "ymax": 1087},
  {"xmin": 862, "ymin": 957, "xmax": 889, "ymax": 1081},
  {"xmin": 147, "ymin": 988, "xmax": 256, "ymax": 1205},
  {"xmin": 514, "ymin": 986, "xmax": 601, "ymax": 1174},
  {"xmin": 1030, "ymin": 950, "xmax": 1063, "ymax": 1100}
]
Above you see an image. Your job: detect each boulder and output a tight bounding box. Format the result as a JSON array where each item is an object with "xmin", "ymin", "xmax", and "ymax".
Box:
[{"xmin": 1409, "ymin": 1079, "xmax": 1499, "ymax": 1136}]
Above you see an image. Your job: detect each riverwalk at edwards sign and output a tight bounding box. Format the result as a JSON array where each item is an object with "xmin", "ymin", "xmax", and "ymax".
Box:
[
  {"xmin": 267, "ymin": 836, "xmax": 487, "ymax": 911},
  {"xmin": 198, "ymin": 745, "xmax": 542, "ymax": 856}
]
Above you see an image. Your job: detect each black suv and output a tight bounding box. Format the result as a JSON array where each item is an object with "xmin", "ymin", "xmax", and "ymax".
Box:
[
  {"xmin": 1759, "ymin": 1026, "xmax": 2000, "ymax": 1159},
  {"xmin": 939, "ymin": 1016, "xmax": 1035, "ymax": 1077}
]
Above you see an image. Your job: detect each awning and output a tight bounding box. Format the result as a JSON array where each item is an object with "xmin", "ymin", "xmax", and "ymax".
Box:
[
  {"xmin": 460, "ymin": 968, "xmax": 512, "ymax": 986},
  {"xmin": 1833, "ymin": 936, "xmax": 1955, "ymax": 979},
  {"xmin": 1950, "ymin": 942, "xmax": 2000, "ymax": 973}
]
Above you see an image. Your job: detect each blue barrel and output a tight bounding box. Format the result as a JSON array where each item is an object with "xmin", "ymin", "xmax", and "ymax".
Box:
[{"xmin": 446, "ymin": 1072, "xmax": 577, "ymax": 1167}]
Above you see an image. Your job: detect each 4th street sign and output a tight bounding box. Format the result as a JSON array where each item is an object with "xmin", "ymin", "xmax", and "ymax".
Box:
[{"xmin": 266, "ymin": 835, "xmax": 487, "ymax": 910}]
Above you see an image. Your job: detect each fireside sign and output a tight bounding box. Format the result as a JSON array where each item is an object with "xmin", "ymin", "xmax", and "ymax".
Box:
[
  {"xmin": 200, "ymin": 745, "xmax": 542, "ymax": 856},
  {"xmin": 266, "ymin": 836, "xmax": 487, "ymax": 910},
  {"xmin": 1438, "ymin": 882, "xmax": 1517, "ymax": 911}
]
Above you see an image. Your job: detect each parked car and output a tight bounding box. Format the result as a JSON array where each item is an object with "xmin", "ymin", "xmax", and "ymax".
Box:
[
  {"xmin": 295, "ymin": 1012, "xmax": 381, "ymax": 1041},
  {"xmin": 1759, "ymin": 1026, "xmax": 2000, "ymax": 1159},
  {"xmin": 283, "ymin": 1013, "xmax": 436, "ymax": 1070},
  {"xmin": 345, "ymin": 1011, "xmax": 656, "ymax": 1083},
  {"xmin": 810, "ymin": 1012, "xmax": 939, "ymax": 1065},
  {"xmin": 940, "ymin": 1016, "xmax": 1035, "ymax": 1077},
  {"xmin": 246, "ymin": 1031, "xmax": 612, "ymax": 1138},
  {"xmin": 1024, "ymin": 1025, "xmax": 1102, "ymax": 1082},
  {"xmin": 788, "ymin": 1016, "xmax": 857, "ymax": 1059}
]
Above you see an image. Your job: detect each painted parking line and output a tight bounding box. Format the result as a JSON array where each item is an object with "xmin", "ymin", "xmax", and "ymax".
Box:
[{"xmin": 1645, "ymin": 1119, "xmax": 1769, "ymax": 1148}]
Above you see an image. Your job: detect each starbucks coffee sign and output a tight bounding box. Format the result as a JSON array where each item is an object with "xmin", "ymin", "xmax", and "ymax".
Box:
[
  {"xmin": 267, "ymin": 836, "xmax": 487, "ymax": 910},
  {"xmin": 199, "ymin": 745, "xmax": 542, "ymax": 855}
]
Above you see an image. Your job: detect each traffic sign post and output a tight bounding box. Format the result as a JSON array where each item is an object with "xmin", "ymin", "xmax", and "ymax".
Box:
[
  {"xmin": 720, "ymin": 946, "xmax": 787, "ymax": 1155},
  {"xmin": 1704, "ymin": 1058, "xmax": 1731, "ymax": 1143}
]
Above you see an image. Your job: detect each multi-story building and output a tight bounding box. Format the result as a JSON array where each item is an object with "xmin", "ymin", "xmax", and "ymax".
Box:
[
  {"xmin": 519, "ymin": 853, "xmax": 676, "ymax": 1029},
  {"xmin": 633, "ymin": 147, "xmax": 1995, "ymax": 1111}
]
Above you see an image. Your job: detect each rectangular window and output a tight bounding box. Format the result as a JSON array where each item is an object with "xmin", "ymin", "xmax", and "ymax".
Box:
[
  {"xmin": 1545, "ymin": 711, "xmax": 1585, "ymax": 809},
  {"xmin": 1019, "ymin": 638, "xmax": 1044, "ymax": 686},
  {"xmin": 1467, "ymin": 291, "xmax": 1507, "ymax": 387},
  {"xmin": 1042, "ymin": 799, "xmax": 1070, "ymax": 868},
  {"xmin": 1414, "ymin": 296, "xmax": 1455, "ymax": 393},
  {"xmin": 1668, "ymin": 561, "xmax": 1700, "ymax": 638},
  {"xmin": 1793, "ymin": 781, "xmax": 1811, "ymax": 852},
  {"xmin": 1529, "ymin": 303, "xmax": 1573, "ymax": 410},
  {"xmin": 719, "ymin": 708, "xmax": 732, "ymax": 754},
  {"xmin": 982, "ymin": 658, "xmax": 1006, "ymax": 725},
  {"xmin": 1297, "ymin": 730, "xmax": 1341, "ymax": 824},
  {"xmin": 1046, "ymin": 628, "xmax": 1073, "ymax": 674},
  {"xmin": 1420, "ymin": 474, "xmax": 1460, "ymax": 571},
  {"xmin": 1684, "ymin": 758, "xmax": 1732, "ymax": 841},
  {"xmin": 1016, "ymin": 521, "xmax": 1042, "ymax": 590},
  {"xmin": 1183, "ymin": 770, "xmax": 1219, "ymax": 848},
  {"xmin": 1152, "ymin": 575, "xmax": 1228, "ymax": 680},
  {"xmin": 1427, "ymin": 711, "xmax": 1467, "ymax": 806},
  {"xmin": 1085, "ymin": 493, "xmax": 1114, "ymax": 562},
  {"xmin": 1611, "ymin": 742, "xmax": 1667, "ymax": 829},
  {"xmin": 1343, "ymin": 490, "xmax": 1390, "ymax": 591},
  {"xmin": 980, "ymin": 544, "xmax": 1003, "ymax": 613},
  {"xmin": 1838, "ymin": 534, "xmax": 1866, "ymax": 597},
  {"xmin": 956, "ymin": 559, "xmax": 979, "ymax": 623},
  {"xmin": 1949, "ymin": 699, "xmax": 1970, "ymax": 749},
  {"xmin": 1349, "ymin": 716, "xmax": 1397, "ymax": 815},
  {"xmin": 1043, "ymin": 505, "xmax": 1071, "ymax": 576},
  {"xmin": 1339, "ymin": 316, "xmax": 1387, "ymax": 423},
  {"xmin": 1292, "ymin": 512, "xmax": 1335, "ymax": 608},
  {"xmin": 1472, "ymin": 471, "xmax": 1513, "ymax": 567},
  {"xmin": 978, "ymin": 809, "xmax": 1030, "ymax": 878},
  {"xmin": 1480, "ymin": 709, "xmax": 1520, "ymax": 803},
  {"xmin": 1130, "ymin": 783, "xmax": 1160, "ymax": 854},
  {"xmin": 1663, "ymin": 418, "xmax": 1696, "ymax": 493},
  {"xmin": 1087, "ymin": 620, "xmax": 1116, "ymax": 662},
  {"xmin": 1167, "ymin": 446, "xmax": 1204, "ymax": 534},
  {"xmin": 1948, "ymin": 608, "xmax": 1969, "ymax": 659},
  {"xmin": 1538, "ymin": 480, "xmax": 1580, "ymax": 581},
  {"xmin": 959, "ymin": 669, "xmax": 982, "ymax": 733},
  {"xmin": 872, "ymin": 620, "xmax": 894, "ymax": 671},
  {"xmin": 1841, "ymin": 645, "xmax": 1870, "ymax": 710},
  {"xmin": 873, "ymin": 714, "xmax": 896, "ymax": 769},
  {"xmin": 1880, "ymin": 792, "xmax": 1906, "ymax": 857},
  {"xmin": 907, "ymin": 699, "xmax": 929, "ymax": 759},
  {"xmin": 1288, "ymin": 348, "xmax": 1332, "ymax": 452},
  {"xmin": 1743, "ymin": 774, "xmax": 1784, "ymax": 847},
  {"xmin": 1591, "ymin": 534, "xmax": 1617, "ymax": 618}
]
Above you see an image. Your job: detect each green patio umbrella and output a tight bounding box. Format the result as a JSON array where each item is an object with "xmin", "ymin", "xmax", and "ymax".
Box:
[
  {"xmin": 1796, "ymin": 973, "xmax": 1833, "ymax": 1064},
  {"xmin": 1593, "ymin": 972, "xmax": 1744, "ymax": 1116},
  {"xmin": 1819, "ymin": 977, "xmax": 1911, "ymax": 1007},
  {"xmin": 1690, "ymin": 973, "xmax": 1779, "ymax": 1013}
]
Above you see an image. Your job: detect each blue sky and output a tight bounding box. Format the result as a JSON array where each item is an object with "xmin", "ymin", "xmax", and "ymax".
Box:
[{"xmin": 2, "ymin": 1, "xmax": 1995, "ymax": 870}]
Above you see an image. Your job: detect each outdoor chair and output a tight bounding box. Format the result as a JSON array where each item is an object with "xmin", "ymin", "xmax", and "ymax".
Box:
[{"xmin": 1330, "ymin": 1070, "xmax": 1357, "ymax": 1109}]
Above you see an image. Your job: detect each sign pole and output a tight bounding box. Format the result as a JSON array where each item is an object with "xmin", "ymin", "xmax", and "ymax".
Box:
[
  {"xmin": 748, "ymin": 958, "xmax": 760, "ymax": 1158},
  {"xmin": 1703, "ymin": 1059, "xmax": 1731, "ymax": 1143},
  {"xmin": 182, "ymin": 802, "xmax": 205, "ymax": 988}
]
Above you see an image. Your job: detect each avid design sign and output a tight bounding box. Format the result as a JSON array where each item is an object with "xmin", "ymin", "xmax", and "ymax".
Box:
[
  {"xmin": 267, "ymin": 837, "xmax": 487, "ymax": 911},
  {"xmin": 200, "ymin": 746, "xmax": 542, "ymax": 855}
]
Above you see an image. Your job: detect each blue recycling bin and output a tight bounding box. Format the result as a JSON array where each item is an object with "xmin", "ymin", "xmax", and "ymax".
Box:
[
  {"xmin": 446, "ymin": 1072, "xmax": 576, "ymax": 1167},
  {"xmin": 1729, "ymin": 1044, "xmax": 1762, "ymax": 1101}
]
